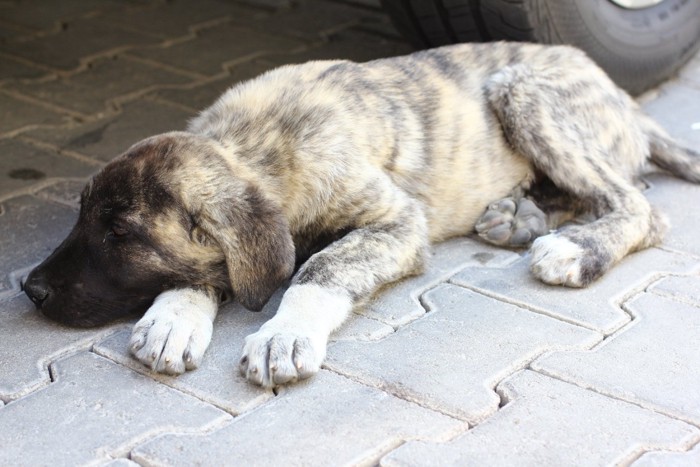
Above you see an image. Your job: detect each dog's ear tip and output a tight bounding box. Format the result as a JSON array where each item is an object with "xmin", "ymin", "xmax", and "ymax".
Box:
[
  {"xmin": 237, "ymin": 265, "xmax": 294, "ymax": 312},
  {"xmin": 243, "ymin": 302, "xmax": 265, "ymax": 312},
  {"xmin": 237, "ymin": 291, "xmax": 271, "ymax": 312}
]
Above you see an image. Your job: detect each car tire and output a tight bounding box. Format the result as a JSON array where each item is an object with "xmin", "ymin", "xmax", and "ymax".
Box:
[{"xmin": 380, "ymin": 0, "xmax": 700, "ymax": 94}]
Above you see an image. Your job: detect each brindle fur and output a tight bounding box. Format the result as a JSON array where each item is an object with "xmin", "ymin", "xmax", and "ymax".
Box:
[{"xmin": 25, "ymin": 42, "xmax": 700, "ymax": 387}]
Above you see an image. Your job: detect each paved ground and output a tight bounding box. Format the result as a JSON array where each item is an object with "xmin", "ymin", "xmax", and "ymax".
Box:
[{"xmin": 1, "ymin": 0, "xmax": 699, "ymax": 465}]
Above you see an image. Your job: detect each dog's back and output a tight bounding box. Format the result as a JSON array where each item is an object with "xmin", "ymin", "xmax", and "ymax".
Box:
[{"xmin": 190, "ymin": 42, "xmax": 696, "ymax": 244}]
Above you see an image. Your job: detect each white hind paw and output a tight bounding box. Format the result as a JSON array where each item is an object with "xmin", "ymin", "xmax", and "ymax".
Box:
[{"xmin": 530, "ymin": 234, "xmax": 586, "ymax": 287}]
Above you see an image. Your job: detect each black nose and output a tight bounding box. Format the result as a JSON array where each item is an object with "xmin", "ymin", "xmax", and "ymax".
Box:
[{"xmin": 23, "ymin": 273, "xmax": 51, "ymax": 308}]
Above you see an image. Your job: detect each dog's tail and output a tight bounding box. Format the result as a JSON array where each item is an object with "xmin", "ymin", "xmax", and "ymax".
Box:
[{"xmin": 642, "ymin": 114, "xmax": 700, "ymax": 183}]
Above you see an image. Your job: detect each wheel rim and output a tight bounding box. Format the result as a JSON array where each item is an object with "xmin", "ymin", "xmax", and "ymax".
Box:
[{"xmin": 608, "ymin": 0, "xmax": 664, "ymax": 9}]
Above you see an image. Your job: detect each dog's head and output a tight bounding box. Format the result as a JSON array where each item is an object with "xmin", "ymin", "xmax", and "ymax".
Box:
[{"xmin": 23, "ymin": 132, "xmax": 295, "ymax": 327}]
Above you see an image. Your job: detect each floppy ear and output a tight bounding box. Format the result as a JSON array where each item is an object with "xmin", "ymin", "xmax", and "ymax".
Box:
[{"xmin": 197, "ymin": 182, "xmax": 295, "ymax": 311}]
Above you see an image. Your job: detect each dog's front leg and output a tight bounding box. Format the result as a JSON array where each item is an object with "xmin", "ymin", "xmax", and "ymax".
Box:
[
  {"xmin": 240, "ymin": 197, "xmax": 428, "ymax": 387},
  {"xmin": 130, "ymin": 286, "xmax": 218, "ymax": 375}
]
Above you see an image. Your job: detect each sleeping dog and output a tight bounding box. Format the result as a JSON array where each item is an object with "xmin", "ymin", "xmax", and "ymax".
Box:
[{"xmin": 23, "ymin": 42, "xmax": 699, "ymax": 388}]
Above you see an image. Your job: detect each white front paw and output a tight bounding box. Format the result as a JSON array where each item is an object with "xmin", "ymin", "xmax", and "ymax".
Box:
[
  {"xmin": 239, "ymin": 324, "xmax": 326, "ymax": 388},
  {"xmin": 130, "ymin": 289, "xmax": 216, "ymax": 375}
]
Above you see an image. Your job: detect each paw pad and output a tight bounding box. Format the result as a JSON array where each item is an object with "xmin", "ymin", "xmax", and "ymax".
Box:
[{"xmin": 476, "ymin": 197, "xmax": 547, "ymax": 246}]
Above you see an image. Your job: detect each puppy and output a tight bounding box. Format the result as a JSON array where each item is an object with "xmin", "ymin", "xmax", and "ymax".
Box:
[{"xmin": 24, "ymin": 42, "xmax": 699, "ymax": 387}]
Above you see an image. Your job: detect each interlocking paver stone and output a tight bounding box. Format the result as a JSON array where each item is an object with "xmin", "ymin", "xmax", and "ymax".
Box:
[
  {"xmin": 381, "ymin": 370, "xmax": 700, "ymax": 467},
  {"xmin": 101, "ymin": 0, "xmax": 261, "ymax": 39},
  {"xmin": 360, "ymin": 237, "xmax": 520, "ymax": 327},
  {"xmin": 0, "ymin": 18, "xmax": 159, "ymax": 71},
  {"xmin": 130, "ymin": 24, "xmax": 305, "ymax": 76},
  {"xmin": 0, "ymin": 55, "xmax": 46, "ymax": 82},
  {"xmin": 333, "ymin": 312, "xmax": 395, "ymax": 341},
  {"xmin": 0, "ymin": 21, "xmax": 30, "ymax": 43},
  {"xmin": 131, "ymin": 370, "xmax": 463, "ymax": 466},
  {"xmin": 94, "ymin": 301, "xmax": 276, "ymax": 416},
  {"xmin": 33, "ymin": 179, "xmax": 87, "ymax": 208},
  {"xmin": 327, "ymin": 284, "xmax": 600, "ymax": 422},
  {"xmin": 645, "ymin": 174, "xmax": 700, "ymax": 256},
  {"xmin": 0, "ymin": 195, "xmax": 77, "ymax": 295},
  {"xmin": 533, "ymin": 291, "xmax": 700, "ymax": 425},
  {"xmin": 151, "ymin": 28, "xmax": 412, "ymax": 112},
  {"xmin": 8, "ymin": 56, "xmax": 193, "ymax": 116},
  {"xmin": 450, "ymin": 247, "xmax": 699, "ymax": 333},
  {"xmin": 648, "ymin": 274, "xmax": 700, "ymax": 304},
  {"xmin": 0, "ymin": 139, "xmax": 96, "ymax": 198},
  {"xmin": 634, "ymin": 443, "xmax": 700, "ymax": 467},
  {"xmin": 149, "ymin": 62, "xmax": 271, "ymax": 111},
  {"xmin": 0, "ymin": 0, "xmax": 123, "ymax": 31},
  {"xmin": 643, "ymin": 83, "xmax": 700, "ymax": 147},
  {"xmin": 258, "ymin": 27, "xmax": 413, "ymax": 65},
  {"xmin": 0, "ymin": 352, "xmax": 230, "ymax": 466},
  {"xmin": 94, "ymin": 285, "xmax": 391, "ymax": 415},
  {"xmin": 0, "ymin": 92, "xmax": 66, "ymax": 134},
  {"xmin": 26, "ymin": 99, "xmax": 194, "ymax": 161},
  {"xmin": 0, "ymin": 293, "xmax": 125, "ymax": 402}
]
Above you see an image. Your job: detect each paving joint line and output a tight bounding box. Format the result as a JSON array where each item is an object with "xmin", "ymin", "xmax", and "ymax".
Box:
[
  {"xmin": 120, "ymin": 53, "xmax": 209, "ymax": 80},
  {"xmin": 142, "ymin": 94, "xmax": 199, "ymax": 115},
  {"xmin": 95, "ymin": 409, "xmax": 233, "ymax": 463},
  {"xmin": 0, "ymin": 119, "xmax": 77, "ymax": 140},
  {"xmin": 16, "ymin": 135, "xmax": 106, "ymax": 168},
  {"xmin": 0, "ymin": 87, "xmax": 87, "ymax": 119},
  {"xmin": 2, "ymin": 23, "xmax": 64, "ymax": 43},
  {"xmin": 1, "ymin": 4, "xmax": 148, "ymax": 43},
  {"xmin": 531, "ymin": 364, "xmax": 700, "ymax": 429},
  {"xmin": 187, "ymin": 16, "xmax": 243, "ymax": 34},
  {"xmin": 0, "ymin": 288, "xmax": 22, "ymax": 305},
  {"xmin": 0, "ymin": 175, "xmax": 88, "ymax": 203},
  {"xmin": 327, "ymin": 278, "xmax": 538, "ymax": 421},
  {"xmin": 350, "ymin": 309, "xmax": 397, "ymax": 334},
  {"xmin": 0, "ymin": 18, "xmax": 39, "ymax": 36},
  {"xmin": 345, "ymin": 439, "xmax": 408, "ymax": 467},
  {"xmin": 145, "ymin": 95, "xmax": 199, "ymax": 114},
  {"xmin": 620, "ymin": 440, "xmax": 700, "ymax": 467},
  {"xmin": 445, "ymin": 256, "xmax": 690, "ymax": 337},
  {"xmin": 106, "ymin": 83, "xmax": 198, "ymax": 115},
  {"xmin": 646, "ymin": 283, "xmax": 700, "ymax": 309},
  {"xmin": 628, "ymin": 441, "xmax": 700, "ymax": 467},
  {"xmin": 446, "ymin": 278, "xmax": 607, "ymax": 333},
  {"xmin": 218, "ymin": 39, "xmax": 315, "ymax": 73},
  {"xmin": 90, "ymin": 345, "xmax": 273, "ymax": 417},
  {"xmin": 320, "ymin": 362, "xmax": 474, "ymax": 424},
  {"xmin": 0, "ymin": 51, "xmax": 58, "ymax": 79},
  {"xmin": 656, "ymin": 244, "xmax": 700, "ymax": 261},
  {"xmin": 0, "ymin": 324, "xmax": 131, "ymax": 404},
  {"xmin": 135, "ymin": 16, "xmax": 239, "ymax": 53},
  {"xmin": 1, "ymin": 22, "xmax": 217, "ymax": 82}
]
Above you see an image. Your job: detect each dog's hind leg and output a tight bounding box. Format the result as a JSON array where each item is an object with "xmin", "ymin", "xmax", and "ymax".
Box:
[
  {"xmin": 239, "ymin": 183, "xmax": 429, "ymax": 387},
  {"xmin": 486, "ymin": 63, "xmax": 667, "ymax": 287}
]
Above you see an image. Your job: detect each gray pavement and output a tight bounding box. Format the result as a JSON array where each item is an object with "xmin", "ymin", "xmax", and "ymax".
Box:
[{"xmin": 1, "ymin": 0, "xmax": 699, "ymax": 465}]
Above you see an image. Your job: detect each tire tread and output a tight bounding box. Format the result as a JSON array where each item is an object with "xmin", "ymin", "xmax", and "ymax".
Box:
[{"xmin": 381, "ymin": 0, "xmax": 700, "ymax": 93}]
